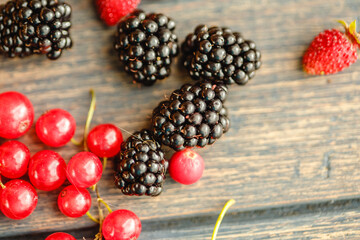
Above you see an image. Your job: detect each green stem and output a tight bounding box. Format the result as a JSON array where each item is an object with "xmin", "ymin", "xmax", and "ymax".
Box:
[
  {"xmin": 84, "ymin": 89, "xmax": 96, "ymax": 151},
  {"xmin": 98, "ymin": 198, "xmax": 113, "ymax": 213},
  {"xmin": 70, "ymin": 138, "xmax": 82, "ymax": 146},
  {"xmin": 95, "ymin": 185, "xmax": 104, "ymax": 240},
  {"xmin": 103, "ymin": 157, "xmax": 107, "ymax": 170},
  {"xmin": 86, "ymin": 211, "xmax": 99, "ymax": 224},
  {"xmin": 211, "ymin": 199, "xmax": 236, "ymax": 240}
]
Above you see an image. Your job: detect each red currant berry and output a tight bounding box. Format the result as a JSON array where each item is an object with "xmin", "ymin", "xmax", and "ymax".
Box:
[
  {"xmin": 102, "ymin": 209, "xmax": 142, "ymax": 240},
  {"xmin": 0, "ymin": 179, "xmax": 38, "ymax": 220},
  {"xmin": 66, "ymin": 152, "xmax": 102, "ymax": 188},
  {"xmin": 58, "ymin": 185, "xmax": 92, "ymax": 218},
  {"xmin": 28, "ymin": 150, "xmax": 67, "ymax": 191},
  {"xmin": 0, "ymin": 91, "xmax": 34, "ymax": 139},
  {"xmin": 0, "ymin": 141, "xmax": 30, "ymax": 179},
  {"xmin": 169, "ymin": 149, "xmax": 205, "ymax": 185},
  {"xmin": 45, "ymin": 232, "xmax": 76, "ymax": 240},
  {"xmin": 36, "ymin": 109, "xmax": 76, "ymax": 147},
  {"xmin": 87, "ymin": 124, "xmax": 123, "ymax": 158}
]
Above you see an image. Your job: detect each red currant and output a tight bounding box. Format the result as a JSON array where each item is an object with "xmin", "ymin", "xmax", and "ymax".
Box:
[
  {"xmin": 45, "ymin": 232, "xmax": 76, "ymax": 240},
  {"xmin": 58, "ymin": 185, "xmax": 92, "ymax": 218},
  {"xmin": 102, "ymin": 209, "xmax": 142, "ymax": 240},
  {"xmin": 169, "ymin": 149, "xmax": 205, "ymax": 185},
  {"xmin": 66, "ymin": 152, "xmax": 102, "ymax": 188},
  {"xmin": 28, "ymin": 150, "xmax": 67, "ymax": 191},
  {"xmin": 36, "ymin": 108, "xmax": 76, "ymax": 147},
  {"xmin": 0, "ymin": 141, "xmax": 30, "ymax": 179},
  {"xmin": 87, "ymin": 124, "xmax": 123, "ymax": 158},
  {"xmin": 0, "ymin": 179, "xmax": 38, "ymax": 220},
  {"xmin": 0, "ymin": 91, "xmax": 34, "ymax": 139}
]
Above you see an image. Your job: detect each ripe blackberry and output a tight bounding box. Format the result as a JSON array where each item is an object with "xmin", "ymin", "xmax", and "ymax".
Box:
[
  {"xmin": 181, "ymin": 25, "xmax": 261, "ymax": 85},
  {"xmin": 151, "ymin": 81, "xmax": 230, "ymax": 151},
  {"xmin": 0, "ymin": 0, "xmax": 72, "ymax": 60},
  {"xmin": 114, "ymin": 10, "xmax": 178, "ymax": 86},
  {"xmin": 115, "ymin": 129, "xmax": 168, "ymax": 196}
]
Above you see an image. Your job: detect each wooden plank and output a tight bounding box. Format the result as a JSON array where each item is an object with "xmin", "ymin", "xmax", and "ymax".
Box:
[
  {"xmin": 139, "ymin": 200, "xmax": 360, "ymax": 240},
  {"xmin": 4, "ymin": 198, "xmax": 360, "ymax": 239},
  {"xmin": 1, "ymin": 0, "xmax": 360, "ymax": 237}
]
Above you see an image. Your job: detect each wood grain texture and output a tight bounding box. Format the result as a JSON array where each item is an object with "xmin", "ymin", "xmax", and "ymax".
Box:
[{"xmin": 1, "ymin": 0, "xmax": 360, "ymax": 238}]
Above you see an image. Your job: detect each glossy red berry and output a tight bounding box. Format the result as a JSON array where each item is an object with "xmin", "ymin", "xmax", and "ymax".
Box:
[
  {"xmin": 0, "ymin": 141, "xmax": 30, "ymax": 179},
  {"xmin": 36, "ymin": 109, "xmax": 76, "ymax": 147},
  {"xmin": 169, "ymin": 149, "xmax": 205, "ymax": 185},
  {"xmin": 0, "ymin": 179, "xmax": 38, "ymax": 220},
  {"xmin": 28, "ymin": 150, "xmax": 67, "ymax": 191},
  {"xmin": 66, "ymin": 152, "xmax": 103, "ymax": 188},
  {"xmin": 0, "ymin": 91, "xmax": 34, "ymax": 139},
  {"xmin": 102, "ymin": 209, "xmax": 142, "ymax": 240},
  {"xmin": 45, "ymin": 232, "xmax": 76, "ymax": 240},
  {"xmin": 87, "ymin": 124, "xmax": 123, "ymax": 158},
  {"xmin": 58, "ymin": 185, "xmax": 92, "ymax": 218}
]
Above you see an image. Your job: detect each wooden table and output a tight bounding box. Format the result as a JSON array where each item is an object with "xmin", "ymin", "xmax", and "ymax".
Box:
[{"xmin": 1, "ymin": 0, "xmax": 360, "ymax": 239}]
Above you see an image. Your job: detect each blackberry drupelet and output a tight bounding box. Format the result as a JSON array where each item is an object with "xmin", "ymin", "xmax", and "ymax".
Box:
[
  {"xmin": 114, "ymin": 10, "xmax": 178, "ymax": 86},
  {"xmin": 115, "ymin": 129, "xmax": 168, "ymax": 196},
  {"xmin": 181, "ymin": 25, "xmax": 261, "ymax": 85},
  {"xmin": 0, "ymin": 0, "xmax": 72, "ymax": 60},
  {"xmin": 151, "ymin": 81, "xmax": 230, "ymax": 151}
]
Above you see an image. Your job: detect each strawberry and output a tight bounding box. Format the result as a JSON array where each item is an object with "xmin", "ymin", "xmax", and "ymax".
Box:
[
  {"xmin": 303, "ymin": 20, "xmax": 360, "ymax": 75},
  {"xmin": 96, "ymin": 0, "xmax": 141, "ymax": 26}
]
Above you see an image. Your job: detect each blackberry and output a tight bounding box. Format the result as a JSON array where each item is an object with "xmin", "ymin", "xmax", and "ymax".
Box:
[
  {"xmin": 114, "ymin": 10, "xmax": 178, "ymax": 86},
  {"xmin": 0, "ymin": 0, "xmax": 72, "ymax": 60},
  {"xmin": 115, "ymin": 129, "xmax": 168, "ymax": 196},
  {"xmin": 151, "ymin": 81, "xmax": 230, "ymax": 151},
  {"xmin": 181, "ymin": 25, "xmax": 261, "ymax": 85}
]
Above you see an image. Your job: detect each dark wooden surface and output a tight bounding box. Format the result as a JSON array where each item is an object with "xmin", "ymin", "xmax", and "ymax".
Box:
[{"xmin": 1, "ymin": 0, "xmax": 360, "ymax": 239}]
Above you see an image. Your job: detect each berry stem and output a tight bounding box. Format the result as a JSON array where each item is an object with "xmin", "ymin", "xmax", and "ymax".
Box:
[
  {"xmin": 211, "ymin": 199, "xmax": 236, "ymax": 240},
  {"xmin": 70, "ymin": 138, "xmax": 82, "ymax": 146},
  {"xmin": 95, "ymin": 184, "xmax": 104, "ymax": 240},
  {"xmin": 102, "ymin": 157, "xmax": 107, "ymax": 170},
  {"xmin": 84, "ymin": 89, "xmax": 96, "ymax": 152},
  {"xmin": 98, "ymin": 198, "xmax": 113, "ymax": 213},
  {"xmin": 86, "ymin": 211, "xmax": 100, "ymax": 224},
  {"xmin": 0, "ymin": 180, "xmax": 5, "ymax": 189}
]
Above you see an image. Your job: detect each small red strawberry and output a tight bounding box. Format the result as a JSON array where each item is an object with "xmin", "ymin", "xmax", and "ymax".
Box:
[
  {"xmin": 303, "ymin": 20, "xmax": 360, "ymax": 75},
  {"xmin": 96, "ymin": 0, "xmax": 141, "ymax": 26}
]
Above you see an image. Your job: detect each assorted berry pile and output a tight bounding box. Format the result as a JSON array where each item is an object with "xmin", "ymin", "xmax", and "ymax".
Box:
[
  {"xmin": 0, "ymin": 2, "xmax": 266, "ymax": 239},
  {"xmin": 303, "ymin": 20, "xmax": 360, "ymax": 75},
  {"xmin": 0, "ymin": 90, "xmax": 142, "ymax": 239},
  {"xmin": 181, "ymin": 25, "xmax": 262, "ymax": 85},
  {"xmin": 0, "ymin": 0, "xmax": 73, "ymax": 60},
  {"xmin": 114, "ymin": 10, "xmax": 179, "ymax": 85}
]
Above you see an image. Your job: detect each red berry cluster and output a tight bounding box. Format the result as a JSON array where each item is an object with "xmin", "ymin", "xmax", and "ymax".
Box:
[{"xmin": 0, "ymin": 90, "xmax": 141, "ymax": 239}]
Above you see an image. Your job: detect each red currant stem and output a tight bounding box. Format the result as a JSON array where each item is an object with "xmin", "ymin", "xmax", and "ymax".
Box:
[
  {"xmin": 86, "ymin": 211, "xmax": 100, "ymax": 224},
  {"xmin": 102, "ymin": 157, "xmax": 107, "ymax": 170},
  {"xmin": 70, "ymin": 138, "xmax": 82, "ymax": 146},
  {"xmin": 90, "ymin": 184, "xmax": 96, "ymax": 192},
  {"xmin": 95, "ymin": 184, "xmax": 104, "ymax": 239},
  {"xmin": 211, "ymin": 199, "xmax": 236, "ymax": 240},
  {"xmin": 98, "ymin": 198, "xmax": 113, "ymax": 213},
  {"xmin": 0, "ymin": 179, "xmax": 5, "ymax": 189},
  {"xmin": 84, "ymin": 89, "xmax": 96, "ymax": 152}
]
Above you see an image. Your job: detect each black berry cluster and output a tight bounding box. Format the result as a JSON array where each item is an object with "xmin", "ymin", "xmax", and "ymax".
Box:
[
  {"xmin": 0, "ymin": 0, "xmax": 72, "ymax": 60},
  {"xmin": 114, "ymin": 10, "xmax": 179, "ymax": 86},
  {"xmin": 181, "ymin": 25, "xmax": 261, "ymax": 85},
  {"xmin": 151, "ymin": 81, "xmax": 230, "ymax": 151},
  {"xmin": 115, "ymin": 129, "xmax": 168, "ymax": 196}
]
